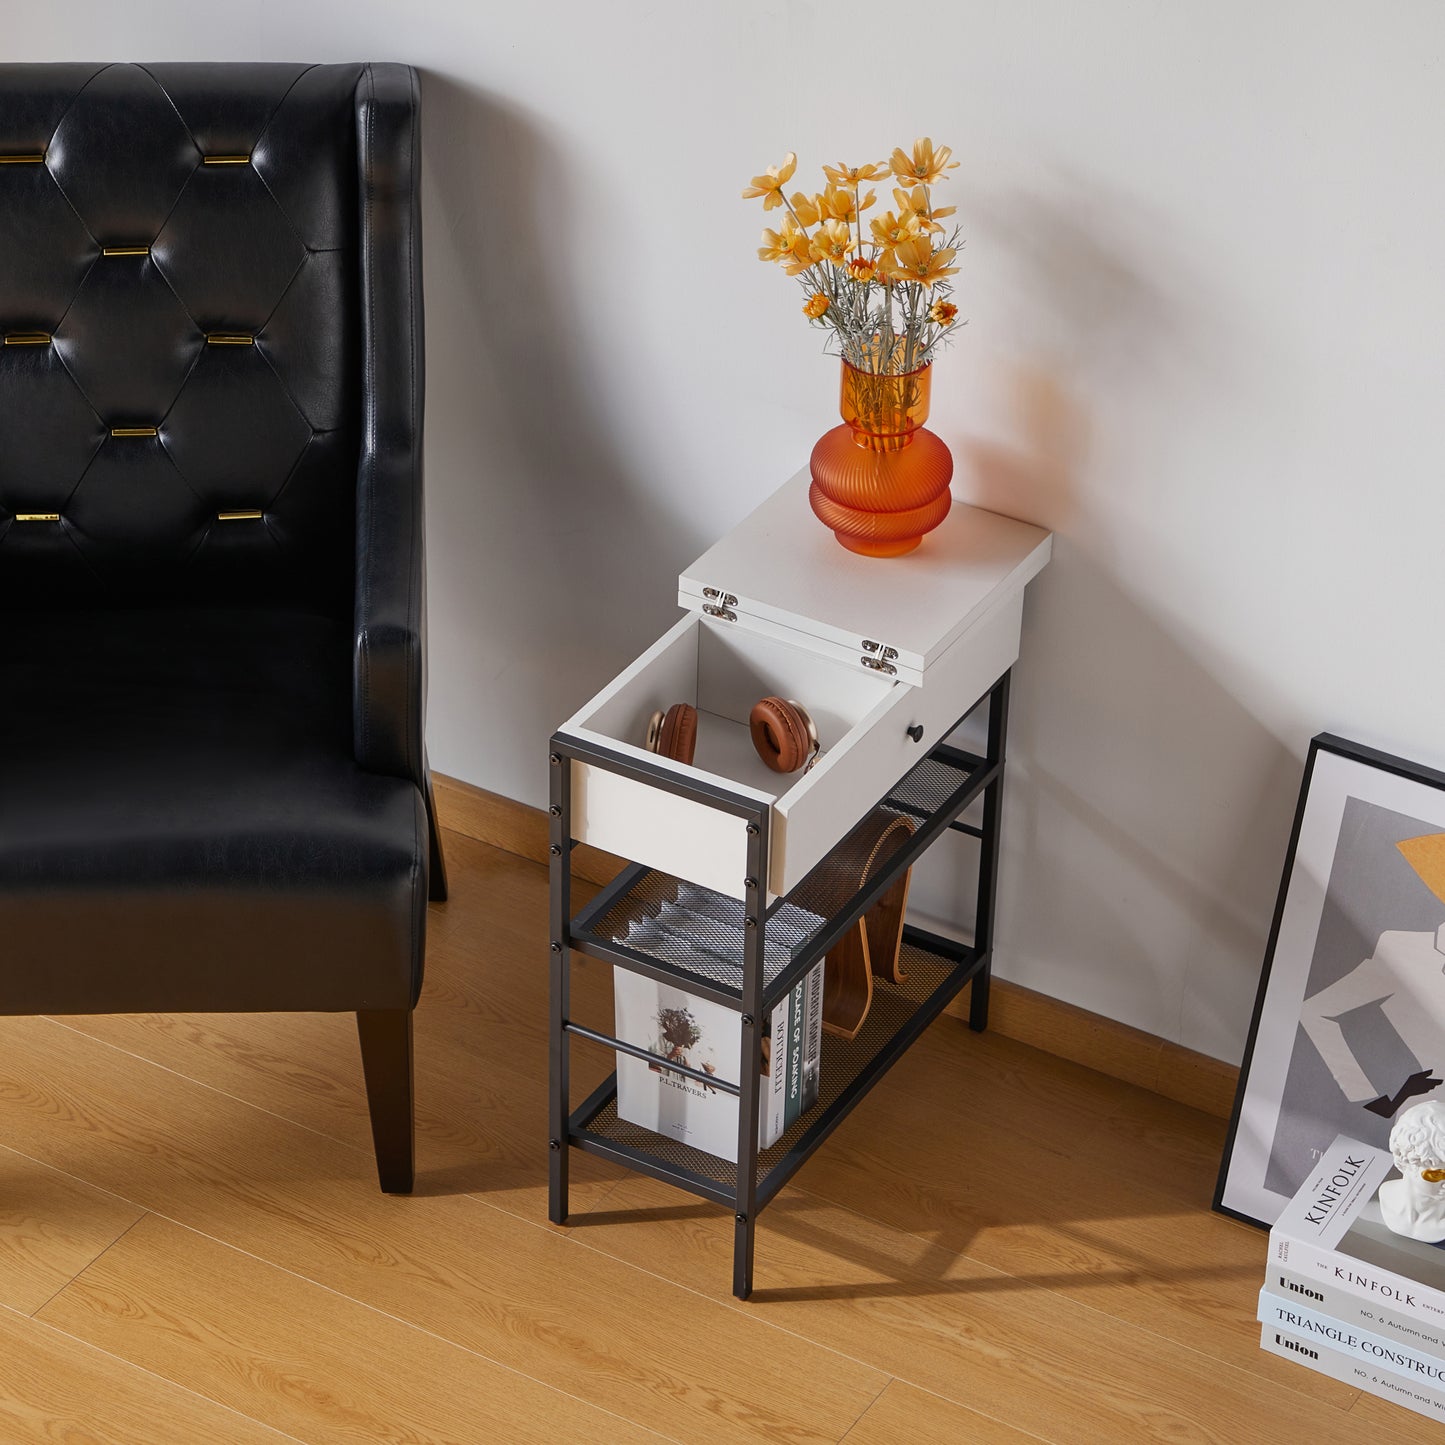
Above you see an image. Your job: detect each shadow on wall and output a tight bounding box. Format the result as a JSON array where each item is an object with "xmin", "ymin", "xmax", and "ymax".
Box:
[
  {"xmin": 1001, "ymin": 551, "xmax": 1299, "ymax": 1056},
  {"xmin": 964, "ymin": 169, "xmax": 1187, "ymax": 535},
  {"xmin": 417, "ymin": 75, "xmax": 706, "ymax": 792},
  {"xmin": 917, "ymin": 173, "xmax": 1301, "ymax": 1057}
]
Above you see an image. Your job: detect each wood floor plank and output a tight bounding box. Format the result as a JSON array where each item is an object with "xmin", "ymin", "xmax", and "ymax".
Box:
[
  {"xmin": 573, "ymin": 1177, "xmax": 1369, "ymax": 1444},
  {"xmin": 1348, "ymin": 1387, "xmax": 1445, "ymax": 1441},
  {"xmin": 38, "ymin": 1211, "xmax": 667, "ymax": 1445},
  {"xmin": 48, "ymin": 1000, "xmax": 622, "ymax": 1225},
  {"xmin": 0, "ymin": 1144, "xmax": 145, "ymax": 1315},
  {"xmin": 0, "ymin": 1014, "xmax": 884, "ymax": 1445},
  {"xmin": 841, "ymin": 1380, "xmax": 1039, "ymax": 1444},
  {"xmin": 0, "ymin": 1300, "xmax": 290, "ymax": 1444},
  {"xmin": 758, "ymin": 1026, "xmax": 1345, "ymax": 1402},
  {"xmin": 951, "ymin": 977, "xmax": 1163, "ymax": 1094},
  {"xmin": 872, "ymin": 1009, "xmax": 1232, "ymax": 1203}
]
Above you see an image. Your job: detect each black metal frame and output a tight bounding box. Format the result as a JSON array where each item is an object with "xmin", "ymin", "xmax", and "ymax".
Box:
[{"xmin": 549, "ymin": 670, "xmax": 1011, "ymax": 1299}]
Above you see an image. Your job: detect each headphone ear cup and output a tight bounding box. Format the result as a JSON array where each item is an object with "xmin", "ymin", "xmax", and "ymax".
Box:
[
  {"xmin": 656, "ymin": 702, "xmax": 698, "ymax": 765},
  {"xmin": 750, "ymin": 696, "xmax": 810, "ymax": 773}
]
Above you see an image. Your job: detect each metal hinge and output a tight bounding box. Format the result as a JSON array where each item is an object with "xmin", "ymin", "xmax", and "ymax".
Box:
[
  {"xmin": 860, "ymin": 639, "xmax": 898, "ymax": 674},
  {"xmin": 702, "ymin": 586, "xmax": 738, "ymax": 622}
]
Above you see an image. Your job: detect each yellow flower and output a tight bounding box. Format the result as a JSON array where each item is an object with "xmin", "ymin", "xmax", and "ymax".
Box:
[
  {"xmin": 889, "ymin": 137, "xmax": 958, "ymax": 186},
  {"xmin": 803, "ymin": 293, "xmax": 830, "ymax": 319},
  {"xmin": 893, "ymin": 185, "xmax": 926, "ymax": 218},
  {"xmin": 810, "ymin": 219, "xmax": 853, "ymax": 267},
  {"xmin": 929, "ymin": 299, "xmax": 958, "ymax": 325},
  {"xmin": 788, "ymin": 191, "xmax": 821, "ymax": 227},
  {"xmin": 741, "ymin": 152, "xmax": 798, "ymax": 210},
  {"xmin": 892, "ymin": 185, "xmax": 954, "ymax": 232},
  {"xmin": 889, "ymin": 236, "xmax": 959, "ymax": 289},
  {"xmin": 847, "ymin": 256, "xmax": 877, "ymax": 283},
  {"xmin": 757, "ymin": 219, "xmax": 803, "ymax": 264},
  {"xmin": 869, "ymin": 209, "xmax": 922, "ymax": 251},
  {"xmin": 781, "ymin": 229, "xmax": 815, "ymax": 276},
  {"xmin": 821, "ymin": 186, "xmax": 877, "ymax": 224},
  {"xmin": 821, "ymin": 160, "xmax": 889, "ymax": 187}
]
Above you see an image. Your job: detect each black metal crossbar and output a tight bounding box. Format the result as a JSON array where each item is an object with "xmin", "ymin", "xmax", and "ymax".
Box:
[{"xmin": 563, "ymin": 1020, "xmax": 742, "ymax": 1096}]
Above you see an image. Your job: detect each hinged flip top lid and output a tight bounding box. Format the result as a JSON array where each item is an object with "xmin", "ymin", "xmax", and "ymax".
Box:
[{"xmin": 679, "ymin": 468, "xmax": 1052, "ymax": 686}]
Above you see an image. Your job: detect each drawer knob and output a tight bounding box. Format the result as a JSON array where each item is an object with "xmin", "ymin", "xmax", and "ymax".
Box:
[{"xmin": 907, "ymin": 724, "xmax": 924, "ymax": 744}]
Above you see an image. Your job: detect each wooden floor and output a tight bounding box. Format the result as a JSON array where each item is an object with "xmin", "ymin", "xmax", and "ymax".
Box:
[{"xmin": 0, "ymin": 829, "xmax": 1434, "ymax": 1444}]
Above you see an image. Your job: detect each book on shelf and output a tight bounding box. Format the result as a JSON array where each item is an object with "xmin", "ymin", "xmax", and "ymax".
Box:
[
  {"xmin": 613, "ymin": 965, "xmax": 824, "ymax": 1161},
  {"xmin": 1268, "ymin": 1134, "xmax": 1445, "ymax": 1332},
  {"xmin": 1259, "ymin": 1323, "xmax": 1445, "ymax": 1426},
  {"xmin": 612, "ymin": 886, "xmax": 825, "ymax": 1162}
]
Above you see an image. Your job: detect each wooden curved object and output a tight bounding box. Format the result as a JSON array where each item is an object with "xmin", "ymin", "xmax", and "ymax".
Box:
[
  {"xmin": 863, "ymin": 816, "xmax": 916, "ymax": 986},
  {"xmin": 819, "ymin": 811, "xmax": 917, "ymax": 1040},
  {"xmin": 821, "ymin": 919, "xmax": 872, "ymax": 1041}
]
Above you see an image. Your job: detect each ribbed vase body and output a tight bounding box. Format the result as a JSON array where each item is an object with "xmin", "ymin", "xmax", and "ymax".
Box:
[{"xmin": 809, "ymin": 362, "xmax": 953, "ymax": 557}]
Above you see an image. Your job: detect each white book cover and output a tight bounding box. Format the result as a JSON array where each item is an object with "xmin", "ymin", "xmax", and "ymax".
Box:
[
  {"xmin": 1257, "ymin": 1288, "xmax": 1445, "ymax": 1391},
  {"xmin": 1269, "ymin": 1134, "xmax": 1445, "ymax": 1328},
  {"xmin": 1259, "ymin": 1324, "xmax": 1445, "ymax": 1425},
  {"xmin": 1271, "ymin": 1264, "xmax": 1445, "ymax": 1359},
  {"xmin": 614, "ymin": 970, "xmax": 791, "ymax": 1162}
]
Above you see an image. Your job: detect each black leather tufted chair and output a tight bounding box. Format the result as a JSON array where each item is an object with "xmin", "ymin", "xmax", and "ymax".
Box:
[{"xmin": 0, "ymin": 62, "xmax": 445, "ymax": 1192}]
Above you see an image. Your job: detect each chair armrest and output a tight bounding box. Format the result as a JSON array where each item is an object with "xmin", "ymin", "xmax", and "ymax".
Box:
[{"xmin": 353, "ymin": 63, "xmax": 426, "ymax": 787}]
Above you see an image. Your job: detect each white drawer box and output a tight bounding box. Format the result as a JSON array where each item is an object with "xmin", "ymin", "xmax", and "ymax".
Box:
[{"xmin": 558, "ymin": 470, "xmax": 1051, "ymax": 901}]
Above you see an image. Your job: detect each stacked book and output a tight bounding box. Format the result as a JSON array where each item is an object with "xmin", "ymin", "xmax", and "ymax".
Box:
[
  {"xmin": 1261, "ymin": 1134, "xmax": 1445, "ymax": 1424},
  {"xmin": 613, "ymin": 883, "xmax": 825, "ymax": 1163}
]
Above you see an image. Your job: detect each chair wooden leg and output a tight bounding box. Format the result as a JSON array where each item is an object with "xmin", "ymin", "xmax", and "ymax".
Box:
[{"xmin": 356, "ymin": 1009, "xmax": 415, "ymax": 1193}]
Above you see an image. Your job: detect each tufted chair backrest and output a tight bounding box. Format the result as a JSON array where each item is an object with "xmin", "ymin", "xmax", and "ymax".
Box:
[{"xmin": 0, "ymin": 62, "xmax": 370, "ymax": 614}]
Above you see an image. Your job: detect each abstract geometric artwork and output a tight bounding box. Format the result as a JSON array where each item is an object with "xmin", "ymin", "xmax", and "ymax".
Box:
[{"xmin": 1216, "ymin": 735, "xmax": 1445, "ymax": 1229}]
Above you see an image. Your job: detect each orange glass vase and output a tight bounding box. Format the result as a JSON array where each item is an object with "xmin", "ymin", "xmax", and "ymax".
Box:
[{"xmin": 809, "ymin": 361, "xmax": 953, "ymax": 557}]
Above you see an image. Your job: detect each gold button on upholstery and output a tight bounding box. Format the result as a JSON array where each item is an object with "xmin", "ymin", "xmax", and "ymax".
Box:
[
  {"xmin": 205, "ymin": 333, "xmax": 255, "ymax": 346},
  {"xmin": 217, "ymin": 510, "xmax": 264, "ymax": 521},
  {"xmin": 101, "ymin": 246, "xmax": 151, "ymax": 257},
  {"xmin": 110, "ymin": 426, "xmax": 159, "ymax": 438},
  {"xmin": 3, "ymin": 332, "xmax": 52, "ymax": 346},
  {"xmin": 14, "ymin": 513, "xmax": 60, "ymax": 522},
  {"xmin": 202, "ymin": 155, "xmax": 251, "ymax": 165}
]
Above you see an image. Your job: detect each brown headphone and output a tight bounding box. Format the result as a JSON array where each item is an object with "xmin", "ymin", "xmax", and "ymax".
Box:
[
  {"xmin": 644, "ymin": 703, "xmax": 697, "ymax": 764},
  {"xmin": 645, "ymin": 697, "xmax": 820, "ymax": 774}
]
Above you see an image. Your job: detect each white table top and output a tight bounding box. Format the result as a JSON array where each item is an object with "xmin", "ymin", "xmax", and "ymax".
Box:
[{"xmin": 680, "ymin": 468, "xmax": 1052, "ymax": 677}]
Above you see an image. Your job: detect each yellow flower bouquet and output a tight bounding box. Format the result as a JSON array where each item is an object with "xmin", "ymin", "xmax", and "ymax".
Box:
[
  {"xmin": 742, "ymin": 139, "xmax": 964, "ymax": 557},
  {"xmin": 743, "ymin": 139, "xmax": 963, "ymax": 376}
]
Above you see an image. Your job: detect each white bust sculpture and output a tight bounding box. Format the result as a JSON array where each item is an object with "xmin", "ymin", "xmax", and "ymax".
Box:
[{"xmin": 1381, "ymin": 1101, "xmax": 1445, "ymax": 1243}]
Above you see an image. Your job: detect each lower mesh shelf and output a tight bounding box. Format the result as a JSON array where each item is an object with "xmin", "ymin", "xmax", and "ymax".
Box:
[{"xmin": 573, "ymin": 940, "xmax": 970, "ymax": 1192}]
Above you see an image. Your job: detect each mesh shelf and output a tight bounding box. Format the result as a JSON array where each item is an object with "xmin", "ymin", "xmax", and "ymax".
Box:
[
  {"xmin": 573, "ymin": 940, "xmax": 970, "ymax": 1193},
  {"xmin": 884, "ymin": 749, "xmax": 984, "ymax": 816},
  {"xmin": 572, "ymin": 744, "xmax": 983, "ymax": 1003}
]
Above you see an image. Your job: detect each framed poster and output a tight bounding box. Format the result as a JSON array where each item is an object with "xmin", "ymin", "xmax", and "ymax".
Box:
[{"xmin": 1215, "ymin": 733, "xmax": 1445, "ymax": 1229}]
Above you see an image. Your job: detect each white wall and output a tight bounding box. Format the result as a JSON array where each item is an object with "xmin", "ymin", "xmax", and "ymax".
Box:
[{"xmin": 15, "ymin": 2, "xmax": 1445, "ymax": 1064}]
